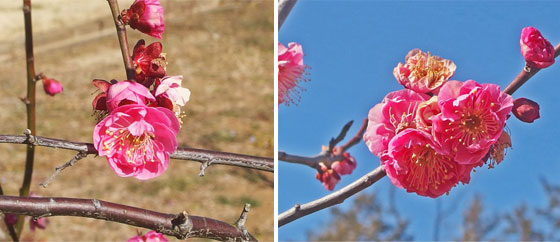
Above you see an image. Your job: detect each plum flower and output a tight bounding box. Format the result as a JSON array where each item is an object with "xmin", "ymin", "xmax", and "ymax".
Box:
[
  {"xmin": 128, "ymin": 230, "xmax": 168, "ymax": 242},
  {"xmin": 433, "ymin": 80, "xmax": 513, "ymax": 165},
  {"xmin": 512, "ymin": 97, "xmax": 540, "ymax": 123},
  {"xmin": 278, "ymin": 42, "xmax": 306, "ymax": 105},
  {"xmin": 93, "ymin": 104, "xmax": 179, "ymax": 180},
  {"xmin": 383, "ymin": 129, "xmax": 473, "ymax": 198},
  {"xmin": 3, "ymin": 213, "xmax": 17, "ymax": 226},
  {"xmin": 122, "ymin": 0, "xmax": 165, "ymax": 39},
  {"xmin": 393, "ymin": 49, "xmax": 456, "ymax": 94},
  {"xmin": 330, "ymin": 147, "xmax": 357, "ymax": 175},
  {"xmin": 486, "ymin": 131, "xmax": 512, "ymax": 169},
  {"xmin": 520, "ymin": 27, "xmax": 555, "ymax": 69},
  {"xmin": 363, "ymin": 89, "xmax": 428, "ymax": 157},
  {"xmin": 29, "ymin": 216, "xmax": 49, "ymax": 231},
  {"xmin": 132, "ymin": 39, "xmax": 167, "ymax": 86},
  {"xmin": 154, "ymin": 75, "xmax": 191, "ymax": 116},
  {"xmin": 315, "ymin": 163, "xmax": 341, "ymax": 191},
  {"xmin": 415, "ymin": 96, "xmax": 440, "ymax": 132},
  {"xmin": 41, "ymin": 76, "xmax": 63, "ymax": 96},
  {"xmin": 106, "ymin": 81, "xmax": 156, "ymax": 111}
]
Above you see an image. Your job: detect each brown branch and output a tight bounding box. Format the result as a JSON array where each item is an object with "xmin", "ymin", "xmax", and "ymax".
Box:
[
  {"xmin": 278, "ymin": 119, "xmax": 368, "ymax": 170},
  {"xmin": 0, "ymin": 195, "xmax": 256, "ymax": 241},
  {"xmin": 39, "ymin": 151, "xmax": 88, "ymax": 188},
  {"xmin": 0, "ymin": 134, "xmax": 273, "ymax": 173},
  {"xmin": 278, "ymin": 166, "xmax": 387, "ymax": 227},
  {"xmin": 107, "ymin": 0, "xmax": 135, "ymax": 80},
  {"xmin": 18, "ymin": 0, "xmax": 37, "ymax": 237},
  {"xmin": 0, "ymin": 185, "xmax": 18, "ymax": 242},
  {"xmin": 278, "ymin": 0, "xmax": 298, "ymax": 30},
  {"xmin": 278, "ymin": 42, "xmax": 560, "ymax": 227}
]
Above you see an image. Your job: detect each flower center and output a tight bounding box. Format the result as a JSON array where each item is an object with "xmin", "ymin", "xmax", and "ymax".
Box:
[
  {"xmin": 406, "ymin": 144, "xmax": 454, "ymax": 193},
  {"xmin": 103, "ymin": 129, "xmax": 156, "ymax": 164}
]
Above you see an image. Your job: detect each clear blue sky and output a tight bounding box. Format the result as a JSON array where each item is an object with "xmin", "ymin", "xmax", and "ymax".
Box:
[{"xmin": 279, "ymin": 0, "xmax": 560, "ymax": 240}]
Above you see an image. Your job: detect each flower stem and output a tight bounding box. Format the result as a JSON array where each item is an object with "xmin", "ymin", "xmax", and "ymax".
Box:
[
  {"xmin": 16, "ymin": 0, "xmax": 37, "ymax": 238},
  {"xmin": 107, "ymin": 0, "xmax": 135, "ymax": 81}
]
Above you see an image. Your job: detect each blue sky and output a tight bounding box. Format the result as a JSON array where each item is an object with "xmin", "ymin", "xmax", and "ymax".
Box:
[{"xmin": 279, "ymin": 0, "xmax": 560, "ymax": 240}]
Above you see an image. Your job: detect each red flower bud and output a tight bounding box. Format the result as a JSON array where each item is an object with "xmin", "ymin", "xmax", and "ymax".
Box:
[
  {"xmin": 520, "ymin": 27, "xmax": 555, "ymax": 69},
  {"xmin": 42, "ymin": 77, "xmax": 63, "ymax": 96},
  {"xmin": 512, "ymin": 98, "xmax": 540, "ymax": 123}
]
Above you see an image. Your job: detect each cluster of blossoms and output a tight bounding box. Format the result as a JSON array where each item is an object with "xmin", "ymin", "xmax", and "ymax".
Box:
[
  {"xmin": 128, "ymin": 230, "xmax": 168, "ymax": 242},
  {"xmin": 93, "ymin": 0, "xmax": 190, "ymax": 180},
  {"xmin": 315, "ymin": 146, "xmax": 357, "ymax": 191},
  {"xmin": 364, "ymin": 49, "xmax": 515, "ymax": 198},
  {"xmin": 278, "ymin": 42, "xmax": 308, "ymax": 105}
]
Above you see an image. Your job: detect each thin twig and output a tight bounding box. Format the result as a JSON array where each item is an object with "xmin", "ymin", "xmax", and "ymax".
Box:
[
  {"xmin": 39, "ymin": 151, "xmax": 88, "ymax": 188},
  {"xmin": 234, "ymin": 204, "xmax": 251, "ymax": 241},
  {"xmin": 0, "ymin": 185, "xmax": 18, "ymax": 242},
  {"xmin": 278, "ymin": 166, "xmax": 387, "ymax": 227},
  {"xmin": 278, "ymin": 43, "xmax": 560, "ymax": 227},
  {"xmin": 0, "ymin": 134, "xmax": 273, "ymax": 173},
  {"xmin": 278, "ymin": 0, "xmax": 298, "ymax": 30},
  {"xmin": 278, "ymin": 119, "xmax": 368, "ymax": 169},
  {"xmin": 328, "ymin": 120, "xmax": 353, "ymax": 152},
  {"xmin": 17, "ymin": 0, "xmax": 37, "ymax": 237},
  {"xmin": 107, "ymin": 0, "xmax": 135, "ymax": 80},
  {"xmin": 0, "ymin": 195, "xmax": 256, "ymax": 241}
]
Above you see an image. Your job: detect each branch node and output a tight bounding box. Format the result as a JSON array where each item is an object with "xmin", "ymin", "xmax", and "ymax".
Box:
[
  {"xmin": 199, "ymin": 160, "xmax": 214, "ymax": 177},
  {"xmin": 523, "ymin": 65, "xmax": 532, "ymax": 73},
  {"xmin": 24, "ymin": 129, "xmax": 37, "ymax": 145},
  {"xmin": 235, "ymin": 203, "xmax": 251, "ymax": 241},
  {"xmin": 171, "ymin": 210, "xmax": 192, "ymax": 239}
]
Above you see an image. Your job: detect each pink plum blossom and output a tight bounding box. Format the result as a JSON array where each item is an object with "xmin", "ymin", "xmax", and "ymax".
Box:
[
  {"xmin": 315, "ymin": 163, "xmax": 341, "ymax": 191},
  {"xmin": 512, "ymin": 97, "xmax": 540, "ymax": 123},
  {"xmin": 432, "ymin": 80, "xmax": 513, "ymax": 165},
  {"xmin": 383, "ymin": 129, "xmax": 473, "ymax": 198},
  {"xmin": 106, "ymin": 81, "xmax": 156, "ymax": 111},
  {"xmin": 415, "ymin": 96, "xmax": 440, "ymax": 132},
  {"xmin": 520, "ymin": 27, "xmax": 555, "ymax": 69},
  {"xmin": 122, "ymin": 0, "xmax": 165, "ymax": 39},
  {"xmin": 393, "ymin": 49, "xmax": 456, "ymax": 94},
  {"xmin": 154, "ymin": 75, "xmax": 191, "ymax": 115},
  {"xmin": 128, "ymin": 230, "xmax": 168, "ymax": 242},
  {"xmin": 3, "ymin": 214, "xmax": 17, "ymax": 226},
  {"xmin": 42, "ymin": 76, "xmax": 63, "ymax": 96},
  {"xmin": 363, "ymin": 89, "xmax": 429, "ymax": 157},
  {"xmin": 278, "ymin": 42, "xmax": 306, "ymax": 105},
  {"xmin": 330, "ymin": 148, "xmax": 357, "ymax": 175},
  {"xmin": 93, "ymin": 104, "xmax": 179, "ymax": 180}
]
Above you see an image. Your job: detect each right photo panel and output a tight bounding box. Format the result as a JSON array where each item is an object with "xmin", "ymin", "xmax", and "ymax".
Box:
[{"xmin": 278, "ymin": 0, "xmax": 560, "ymax": 241}]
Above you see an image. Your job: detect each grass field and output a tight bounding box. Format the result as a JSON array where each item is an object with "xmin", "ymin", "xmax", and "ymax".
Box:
[{"xmin": 0, "ymin": 0, "xmax": 273, "ymax": 240}]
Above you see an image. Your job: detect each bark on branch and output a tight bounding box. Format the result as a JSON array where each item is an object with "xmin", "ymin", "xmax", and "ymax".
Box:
[
  {"xmin": 0, "ymin": 195, "xmax": 256, "ymax": 241},
  {"xmin": 0, "ymin": 134, "xmax": 273, "ymax": 173},
  {"xmin": 278, "ymin": 0, "xmax": 298, "ymax": 30},
  {"xmin": 107, "ymin": 0, "xmax": 135, "ymax": 80}
]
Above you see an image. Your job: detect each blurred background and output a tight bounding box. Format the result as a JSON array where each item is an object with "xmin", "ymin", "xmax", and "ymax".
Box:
[
  {"xmin": 279, "ymin": 0, "xmax": 560, "ymax": 241},
  {"xmin": 0, "ymin": 0, "xmax": 273, "ymax": 240}
]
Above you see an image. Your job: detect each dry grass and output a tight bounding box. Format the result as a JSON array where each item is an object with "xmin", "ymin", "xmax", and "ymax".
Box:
[{"xmin": 0, "ymin": 0, "xmax": 273, "ymax": 241}]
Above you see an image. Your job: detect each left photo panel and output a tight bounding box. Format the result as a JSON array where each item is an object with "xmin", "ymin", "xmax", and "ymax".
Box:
[{"xmin": 0, "ymin": 0, "xmax": 274, "ymax": 241}]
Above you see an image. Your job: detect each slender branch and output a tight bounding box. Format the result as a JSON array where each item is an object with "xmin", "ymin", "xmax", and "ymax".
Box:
[
  {"xmin": 503, "ymin": 43, "xmax": 560, "ymax": 95},
  {"xmin": 278, "ymin": 0, "xmax": 298, "ymax": 30},
  {"xmin": 234, "ymin": 204, "xmax": 251, "ymax": 240},
  {"xmin": 278, "ymin": 166, "xmax": 386, "ymax": 227},
  {"xmin": 0, "ymin": 134, "xmax": 273, "ymax": 173},
  {"xmin": 328, "ymin": 120, "xmax": 353, "ymax": 152},
  {"xmin": 17, "ymin": 0, "xmax": 37, "ymax": 237},
  {"xmin": 278, "ymin": 119, "xmax": 368, "ymax": 169},
  {"xmin": 0, "ymin": 185, "xmax": 18, "ymax": 242},
  {"xmin": 278, "ymin": 42, "xmax": 560, "ymax": 227},
  {"xmin": 0, "ymin": 195, "xmax": 256, "ymax": 241},
  {"xmin": 107, "ymin": 0, "xmax": 135, "ymax": 80},
  {"xmin": 39, "ymin": 152, "xmax": 88, "ymax": 188}
]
